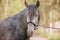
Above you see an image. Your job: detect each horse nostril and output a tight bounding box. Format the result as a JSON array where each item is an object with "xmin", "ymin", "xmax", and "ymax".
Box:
[
  {"xmin": 34, "ymin": 27, "xmax": 38, "ymax": 30},
  {"xmin": 31, "ymin": 31, "xmax": 33, "ymax": 34}
]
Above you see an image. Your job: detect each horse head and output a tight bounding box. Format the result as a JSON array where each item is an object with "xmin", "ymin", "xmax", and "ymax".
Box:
[{"xmin": 25, "ymin": 0, "xmax": 40, "ymax": 37}]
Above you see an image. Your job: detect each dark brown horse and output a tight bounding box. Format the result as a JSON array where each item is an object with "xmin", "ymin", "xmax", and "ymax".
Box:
[{"xmin": 0, "ymin": 0, "xmax": 40, "ymax": 40}]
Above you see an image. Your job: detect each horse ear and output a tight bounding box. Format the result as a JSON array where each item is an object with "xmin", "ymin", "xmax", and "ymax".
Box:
[
  {"xmin": 36, "ymin": 0, "xmax": 40, "ymax": 8},
  {"xmin": 25, "ymin": 1, "xmax": 28, "ymax": 7}
]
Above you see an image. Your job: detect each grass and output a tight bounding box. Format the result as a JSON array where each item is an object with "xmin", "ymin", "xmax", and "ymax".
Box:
[
  {"xmin": 35, "ymin": 28, "xmax": 49, "ymax": 38},
  {"xmin": 35, "ymin": 28, "xmax": 60, "ymax": 40},
  {"xmin": 48, "ymin": 34, "xmax": 60, "ymax": 40}
]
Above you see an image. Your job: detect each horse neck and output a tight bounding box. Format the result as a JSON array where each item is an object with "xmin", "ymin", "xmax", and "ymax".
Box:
[
  {"xmin": 15, "ymin": 8, "xmax": 27, "ymax": 30},
  {"xmin": 15, "ymin": 8, "xmax": 27, "ymax": 20}
]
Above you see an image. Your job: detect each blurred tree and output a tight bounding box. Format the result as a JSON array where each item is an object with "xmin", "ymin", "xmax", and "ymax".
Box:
[
  {"xmin": 0, "ymin": 0, "xmax": 60, "ymax": 27},
  {"xmin": 0, "ymin": 0, "xmax": 1, "ymax": 3},
  {"xmin": 0, "ymin": 0, "xmax": 8, "ymax": 20},
  {"xmin": 4, "ymin": 0, "xmax": 8, "ymax": 18}
]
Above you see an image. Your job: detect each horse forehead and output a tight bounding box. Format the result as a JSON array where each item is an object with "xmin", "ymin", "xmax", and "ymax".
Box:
[
  {"xmin": 28, "ymin": 5, "xmax": 36, "ymax": 10},
  {"xmin": 27, "ymin": 5, "xmax": 38, "ymax": 15}
]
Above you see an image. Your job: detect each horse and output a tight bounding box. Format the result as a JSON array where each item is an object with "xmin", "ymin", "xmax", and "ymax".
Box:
[{"xmin": 0, "ymin": 0, "xmax": 40, "ymax": 40}]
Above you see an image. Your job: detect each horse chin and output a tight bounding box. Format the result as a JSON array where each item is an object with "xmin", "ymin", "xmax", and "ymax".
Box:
[{"xmin": 27, "ymin": 31, "xmax": 33, "ymax": 37}]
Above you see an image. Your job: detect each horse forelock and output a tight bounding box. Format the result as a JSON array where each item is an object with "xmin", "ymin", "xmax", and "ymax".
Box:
[{"xmin": 26, "ymin": 5, "xmax": 38, "ymax": 21}]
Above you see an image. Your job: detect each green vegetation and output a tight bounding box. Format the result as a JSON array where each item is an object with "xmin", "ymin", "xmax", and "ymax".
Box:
[
  {"xmin": 48, "ymin": 33, "xmax": 60, "ymax": 40},
  {"xmin": 35, "ymin": 28, "xmax": 49, "ymax": 38},
  {"xmin": 35, "ymin": 29, "xmax": 60, "ymax": 40}
]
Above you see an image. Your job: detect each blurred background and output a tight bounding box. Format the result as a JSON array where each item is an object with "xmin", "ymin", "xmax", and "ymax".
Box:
[{"xmin": 0, "ymin": 0, "xmax": 60, "ymax": 40}]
